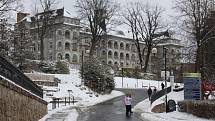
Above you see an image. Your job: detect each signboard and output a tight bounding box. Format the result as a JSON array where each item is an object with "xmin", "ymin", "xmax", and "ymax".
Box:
[{"xmin": 183, "ymin": 73, "xmax": 201, "ymax": 100}]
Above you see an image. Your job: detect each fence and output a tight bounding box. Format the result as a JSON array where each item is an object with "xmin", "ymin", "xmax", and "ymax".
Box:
[
  {"xmin": 151, "ymin": 86, "xmax": 171, "ymax": 104},
  {"xmin": 0, "ymin": 56, "xmax": 43, "ymax": 98}
]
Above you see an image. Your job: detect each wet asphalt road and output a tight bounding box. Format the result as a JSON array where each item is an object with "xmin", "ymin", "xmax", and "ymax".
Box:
[{"xmin": 77, "ymin": 89, "xmax": 148, "ymax": 121}]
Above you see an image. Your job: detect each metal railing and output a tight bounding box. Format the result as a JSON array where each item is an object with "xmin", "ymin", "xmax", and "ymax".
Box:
[
  {"xmin": 151, "ymin": 86, "xmax": 171, "ymax": 104},
  {"xmin": 0, "ymin": 56, "xmax": 43, "ymax": 98}
]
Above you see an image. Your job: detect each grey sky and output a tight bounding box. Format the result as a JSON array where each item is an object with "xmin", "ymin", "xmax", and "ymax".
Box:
[{"xmin": 23, "ymin": 0, "xmax": 177, "ymax": 20}]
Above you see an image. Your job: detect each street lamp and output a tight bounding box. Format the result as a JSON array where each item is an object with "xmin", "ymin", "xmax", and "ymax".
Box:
[
  {"xmin": 163, "ymin": 46, "xmax": 168, "ymax": 113},
  {"xmin": 152, "ymin": 47, "xmax": 168, "ymax": 113}
]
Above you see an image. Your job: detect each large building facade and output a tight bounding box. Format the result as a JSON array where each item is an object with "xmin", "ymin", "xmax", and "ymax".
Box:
[{"xmin": 17, "ymin": 8, "xmax": 182, "ymax": 74}]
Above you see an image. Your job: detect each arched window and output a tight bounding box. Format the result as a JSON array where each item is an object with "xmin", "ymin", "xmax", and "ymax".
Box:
[
  {"xmin": 120, "ymin": 42, "xmax": 124, "ymax": 50},
  {"xmin": 114, "ymin": 42, "xmax": 118, "ymax": 49},
  {"xmin": 65, "ymin": 30, "xmax": 70, "ymax": 39},
  {"xmin": 120, "ymin": 62, "xmax": 124, "ymax": 67},
  {"xmin": 102, "ymin": 40, "xmax": 106, "ymax": 48},
  {"xmin": 120, "ymin": 53, "xmax": 124, "ymax": 59},
  {"xmin": 114, "ymin": 62, "xmax": 118, "ymax": 66},
  {"xmin": 65, "ymin": 53, "xmax": 70, "ymax": 61},
  {"xmin": 73, "ymin": 31, "xmax": 78, "ymax": 39},
  {"xmin": 57, "ymin": 53, "xmax": 62, "ymax": 61},
  {"xmin": 126, "ymin": 43, "xmax": 130, "ymax": 51},
  {"xmin": 126, "ymin": 53, "xmax": 130, "ymax": 60},
  {"xmin": 108, "ymin": 51, "xmax": 113, "ymax": 58},
  {"xmin": 65, "ymin": 42, "xmax": 70, "ymax": 50},
  {"xmin": 114, "ymin": 52, "xmax": 118, "ymax": 59},
  {"xmin": 72, "ymin": 54, "xmax": 78, "ymax": 63},
  {"xmin": 102, "ymin": 50, "xmax": 106, "ymax": 56},
  {"xmin": 131, "ymin": 44, "xmax": 136, "ymax": 52},
  {"xmin": 108, "ymin": 41, "xmax": 112, "ymax": 48},
  {"xmin": 131, "ymin": 54, "xmax": 135, "ymax": 61},
  {"xmin": 57, "ymin": 30, "xmax": 62, "ymax": 35},
  {"xmin": 57, "ymin": 42, "xmax": 62, "ymax": 48},
  {"xmin": 102, "ymin": 60, "xmax": 106, "ymax": 64},
  {"xmin": 108, "ymin": 61, "xmax": 112, "ymax": 65}
]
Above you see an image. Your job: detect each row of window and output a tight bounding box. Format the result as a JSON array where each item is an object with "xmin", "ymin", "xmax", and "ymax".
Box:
[
  {"xmin": 107, "ymin": 61, "xmax": 135, "ymax": 67},
  {"xmin": 57, "ymin": 53, "xmax": 78, "ymax": 63},
  {"xmin": 102, "ymin": 50, "xmax": 136, "ymax": 60},
  {"xmin": 57, "ymin": 41, "xmax": 78, "ymax": 51},
  {"xmin": 101, "ymin": 40, "xmax": 136, "ymax": 51},
  {"xmin": 57, "ymin": 30, "xmax": 78, "ymax": 40}
]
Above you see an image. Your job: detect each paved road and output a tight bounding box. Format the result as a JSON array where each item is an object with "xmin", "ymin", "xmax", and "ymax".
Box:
[{"xmin": 77, "ymin": 89, "xmax": 148, "ymax": 121}]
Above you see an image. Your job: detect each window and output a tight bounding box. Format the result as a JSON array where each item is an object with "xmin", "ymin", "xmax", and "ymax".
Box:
[
  {"xmin": 102, "ymin": 40, "xmax": 106, "ymax": 48},
  {"xmin": 72, "ymin": 43, "xmax": 78, "ymax": 51},
  {"xmin": 49, "ymin": 42, "xmax": 53, "ymax": 49},
  {"xmin": 65, "ymin": 42, "xmax": 70, "ymax": 50},
  {"xmin": 102, "ymin": 50, "xmax": 106, "ymax": 56},
  {"xmin": 131, "ymin": 54, "xmax": 135, "ymax": 61},
  {"xmin": 73, "ymin": 31, "xmax": 78, "ymax": 39},
  {"xmin": 65, "ymin": 54, "xmax": 70, "ymax": 61},
  {"xmin": 108, "ymin": 61, "xmax": 112, "ymax": 65},
  {"xmin": 108, "ymin": 41, "xmax": 112, "ymax": 48},
  {"xmin": 57, "ymin": 30, "xmax": 62, "ymax": 35},
  {"xmin": 65, "ymin": 30, "xmax": 70, "ymax": 39},
  {"xmin": 57, "ymin": 42, "xmax": 62, "ymax": 48},
  {"xmin": 120, "ymin": 42, "xmax": 124, "ymax": 50},
  {"xmin": 126, "ymin": 53, "xmax": 130, "ymax": 60},
  {"xmin": 108, "ymin": 51, "xmax": 113, "ymax": 58},
  {"xmin": 120, "ymin": 53, "xmax": 124, "ymax": 59},
  {"xmin": 131, "ymin": 44, "xmax": 136, "ymax": 52},
  {"xmin": 72, "ymin": 54, "xmax": 78, "ymax": 63},
  {"xmin": 57, "ymin": 53, "xmax": 62, "ymax": 61},
  {"xmin": 126, "ymin": 43, "xmax": 130, "ymax": 51},
  {"xmin": 114, "ymin": 42, "xmax": 118, "ymax": 49},
  {"xmin": 114, "ymin": 52, "xmax": 118, "ymax": 59}
]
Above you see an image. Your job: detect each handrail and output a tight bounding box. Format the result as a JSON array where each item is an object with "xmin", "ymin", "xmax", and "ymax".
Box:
[
  {"xmin": 151, "ymin": 86, "xmax": 171, "ymax": 104},
  {"xmin": 0, "ymin": 56, "xmax": 43, "ymax": 98}
]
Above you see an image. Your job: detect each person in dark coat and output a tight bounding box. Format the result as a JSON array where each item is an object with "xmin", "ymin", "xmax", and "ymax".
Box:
[
  {"xmin": 161, "ymin": 82, "xmax": 165, "ymax": 90},
  {"xmin": 147, "ymin": 87, "xmax": 152, "ymax": 101}
]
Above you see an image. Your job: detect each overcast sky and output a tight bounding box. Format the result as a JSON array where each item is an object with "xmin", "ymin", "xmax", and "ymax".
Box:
[{"xmin": 23, "ymin": 0, "xmax": 177, "ymax": 20}]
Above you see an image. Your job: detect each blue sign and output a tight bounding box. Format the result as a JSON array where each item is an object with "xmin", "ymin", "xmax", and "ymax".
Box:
[{"xmin": 183, "ymin": 73, "xmax": 201, "ymax": 100}]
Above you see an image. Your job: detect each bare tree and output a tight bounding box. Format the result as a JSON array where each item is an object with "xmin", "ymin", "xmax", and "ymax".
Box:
[
  {"xmin": 75, "ymin": 0, "xmax": 119, "ymax": 57},
  {"xmin": 175, "ymin": 0, "xmax": 215, "ymax": 73},
  {"xmin": 32, "ymin": 0, "xmax": 58, "ymax": 61},
  {"xmin": 123, "ymin": 2, "xmax": 168, "ymax": 72}
]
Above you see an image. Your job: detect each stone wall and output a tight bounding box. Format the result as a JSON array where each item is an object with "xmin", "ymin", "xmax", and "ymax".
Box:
[{"xmin": 0, "ymin": 79, "xmax": 47, "ymax": 121}]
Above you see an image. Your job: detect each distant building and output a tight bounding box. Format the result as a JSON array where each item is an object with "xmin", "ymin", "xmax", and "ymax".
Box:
[{"xmin": 17, "ymin": 8, "xmax": 183, "ymax": 76}]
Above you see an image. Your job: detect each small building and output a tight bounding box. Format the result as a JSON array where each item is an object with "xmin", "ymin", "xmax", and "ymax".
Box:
[{"xmin": 25, "ymin": 73, "xmax": 60, "ymax": 87}]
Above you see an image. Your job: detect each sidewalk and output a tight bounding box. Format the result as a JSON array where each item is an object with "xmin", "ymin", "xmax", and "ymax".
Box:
[{"xmin": 40, "ymin": 107, "xmax": 78, "ymax": 121}]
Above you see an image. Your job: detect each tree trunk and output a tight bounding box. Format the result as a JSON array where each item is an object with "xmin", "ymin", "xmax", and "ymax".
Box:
[
  {"xmin": 40, "ymin": 37, "xmax": 44, "ymax": 61},
  {"xmin": 144, "ymin": 47, "xmax": 152, "ymax": 72},
  {"xmin": 136, "ymin": 41, "xmax": 143, "ymax": 70}
]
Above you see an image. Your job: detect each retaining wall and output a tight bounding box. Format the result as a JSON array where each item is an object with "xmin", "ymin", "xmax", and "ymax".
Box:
[{"xmin": 0, "ymin": 79, "xmax": 47, "ymax": 121}]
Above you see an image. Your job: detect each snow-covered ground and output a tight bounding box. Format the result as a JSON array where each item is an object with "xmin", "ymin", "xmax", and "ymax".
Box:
[
  {"xmin": 39, "ymin": 67, "xmax": 211, "ymax": 121},
  {"xmin": 40, "ymin": 68, "xmax": 124, "ymax": 120},
  {"xmin": 134, "ymin": 90, "xmax": 213, "ymax": 121}
]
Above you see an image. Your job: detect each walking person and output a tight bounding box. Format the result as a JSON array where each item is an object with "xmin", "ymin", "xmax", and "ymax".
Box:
[
  {"xmin": 124, "ymin": 93, "xmax": 132, "ymax": 117},
  {"xmin": 161, "ymin": 82, "xmax": 165, "ymax": 90},
  {"xmin": 147, "ymin": 87, "xmax": 152, "ymax": 101}
]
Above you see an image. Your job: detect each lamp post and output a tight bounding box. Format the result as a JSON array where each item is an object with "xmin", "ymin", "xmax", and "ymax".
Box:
[
  {"xmin": 152, "ymin": 47, "xmax": 168, "ymax": 112},
  {"xmin": 163, "ymin": 46, "xmax": 168, "ymax": 113}
]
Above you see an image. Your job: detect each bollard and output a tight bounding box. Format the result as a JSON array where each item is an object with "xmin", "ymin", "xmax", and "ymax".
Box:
[
  {"xmin": 65, "ymin": 98, "xmax": 66, "ymax": 106},
  {"xmin": 73, "ymin": 96, "xmax": 75, "ymax": 105}
]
